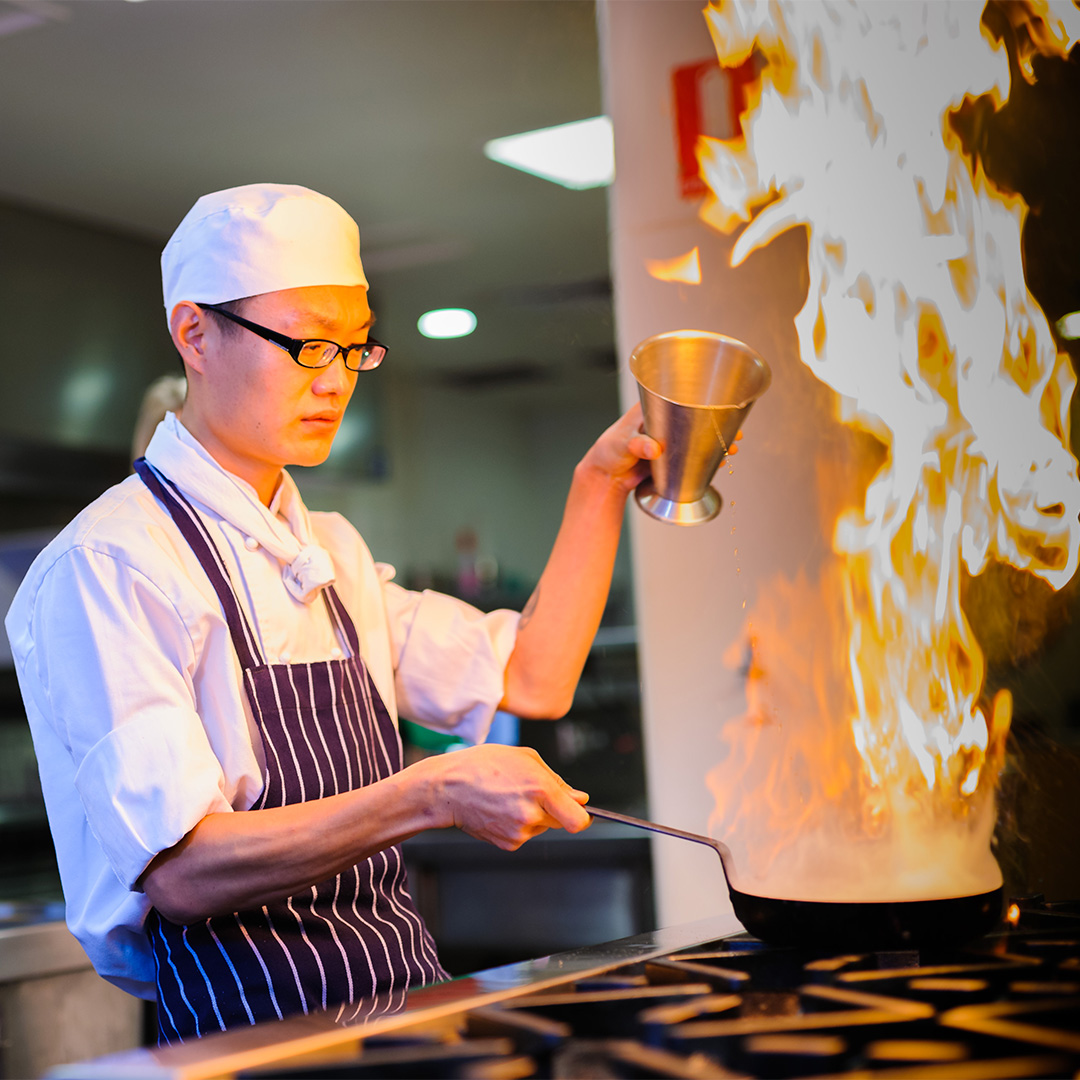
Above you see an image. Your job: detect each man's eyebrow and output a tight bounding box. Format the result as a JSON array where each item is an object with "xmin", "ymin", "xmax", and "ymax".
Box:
[{"xmin": 307, "ymin": 311, "xmax": 376, "ymax": 333}]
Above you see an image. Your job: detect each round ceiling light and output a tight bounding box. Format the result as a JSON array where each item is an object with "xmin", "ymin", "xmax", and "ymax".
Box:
[{"xmin": 417, "ymin": 308, "xmax": 477, "ymax": 339}]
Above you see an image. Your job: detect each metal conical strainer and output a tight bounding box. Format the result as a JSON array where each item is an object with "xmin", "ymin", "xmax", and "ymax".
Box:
[{"xmin": 630, "ymin": 330, "xmax": 771, "ymax": 525}]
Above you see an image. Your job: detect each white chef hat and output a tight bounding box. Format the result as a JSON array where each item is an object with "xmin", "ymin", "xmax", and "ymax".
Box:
[{"xmin": 161, "ymin": 183, "xmax": 368, "ymax": 323}]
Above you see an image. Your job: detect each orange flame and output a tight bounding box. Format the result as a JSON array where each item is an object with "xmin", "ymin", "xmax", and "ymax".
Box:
[
  {"xmin": 646, "ymin": 246, "xmax": 703, "ymax": 284},
  {"xmin": 700, "ymin": 1, "xmax": 1080, "ymax": 901}
]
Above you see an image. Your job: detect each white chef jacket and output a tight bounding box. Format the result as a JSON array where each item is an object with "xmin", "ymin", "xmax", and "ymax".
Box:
[{"xmin": 5, "ymin": 415, "xmax": 519, "ymax": 999}]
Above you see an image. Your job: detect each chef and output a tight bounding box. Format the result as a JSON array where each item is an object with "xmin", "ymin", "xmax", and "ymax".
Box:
[{"xmin": 5, "ymin": 183, "xmax": 668, "ymax": 1043}]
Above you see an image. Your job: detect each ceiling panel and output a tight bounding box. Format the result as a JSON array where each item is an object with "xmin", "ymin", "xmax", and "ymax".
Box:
[{"xmin": 0, "ymin": 0, "xmax": 615, "ymax": 384}]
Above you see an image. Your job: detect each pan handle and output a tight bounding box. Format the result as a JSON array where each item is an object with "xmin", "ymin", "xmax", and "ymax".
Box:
[{"xmin": 586, "ymin": 806, "xmax": 734, "ymax": 891}]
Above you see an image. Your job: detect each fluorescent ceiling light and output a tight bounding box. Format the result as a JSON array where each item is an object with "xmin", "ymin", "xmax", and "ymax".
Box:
[
  {"xmin": 418, "ymin": 308, "xmax": 477, "ymax": 339},
  {"xmin": 484, "ymin": 116, "xmax": 614, "ymax": 190}
]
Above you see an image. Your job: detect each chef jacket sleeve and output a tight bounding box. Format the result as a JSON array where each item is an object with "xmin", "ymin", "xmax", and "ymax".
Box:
[
  {"xmin": 381, "ymin": 579, "xmax": 519, "ymax": 745},
  {"xmin": 28, "ymin": 546, "xmax": 233, "ymax": 891}
]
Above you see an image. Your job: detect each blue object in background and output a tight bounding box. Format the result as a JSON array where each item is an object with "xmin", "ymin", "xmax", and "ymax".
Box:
[{"xmin": 486, "ymin": 710, "xmax": 520, "ymax": 746}]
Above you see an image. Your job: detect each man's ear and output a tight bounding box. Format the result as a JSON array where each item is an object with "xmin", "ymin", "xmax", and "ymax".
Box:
[{"xmin": 169, "ymin": 302, "xmax": 211, "ymax": 375}]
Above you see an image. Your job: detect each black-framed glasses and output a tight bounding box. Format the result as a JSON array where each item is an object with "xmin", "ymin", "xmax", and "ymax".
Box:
[{"xmin": 201, "ymin": 304, "xmax": 387, "ymax": 372}]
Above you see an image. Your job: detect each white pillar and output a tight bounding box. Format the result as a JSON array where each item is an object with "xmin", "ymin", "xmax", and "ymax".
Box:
[{"xmin": 599, "ymin": 0, "xmax": 837, "ymax": 927}]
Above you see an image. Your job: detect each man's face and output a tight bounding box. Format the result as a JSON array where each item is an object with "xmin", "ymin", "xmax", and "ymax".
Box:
[{"xmin": 194, "ymin": 284, "xmax": 371, "ymax": 491}]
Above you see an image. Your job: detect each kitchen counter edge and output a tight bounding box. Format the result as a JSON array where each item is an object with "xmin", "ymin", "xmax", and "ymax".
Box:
[{"xmin": 48, "ymin": 913, "xmax": 745, "ymax": 1080}]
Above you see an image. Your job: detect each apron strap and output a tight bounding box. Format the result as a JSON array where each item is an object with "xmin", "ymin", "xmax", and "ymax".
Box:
[
  {"xmin": 322, "ymin": 585, "xmax": 362, "ymax": 659},
  {"xmin": 134, "ymin": 457, "xmax": 264, "ymax": 670}
]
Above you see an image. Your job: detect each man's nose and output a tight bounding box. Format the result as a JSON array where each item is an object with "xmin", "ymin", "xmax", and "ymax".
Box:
[{"xmin": 311, "ymin": 354, "xmax": 354, "ymax": 394}]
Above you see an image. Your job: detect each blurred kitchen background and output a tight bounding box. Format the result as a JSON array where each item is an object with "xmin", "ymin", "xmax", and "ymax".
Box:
[
  {"xmin": 1, "ymin": 1, "xmax": 1080, "ymax": 1076},
  {"xmin": 0, "ymin": 2, "xmax": 652, "ymax": 1072}
]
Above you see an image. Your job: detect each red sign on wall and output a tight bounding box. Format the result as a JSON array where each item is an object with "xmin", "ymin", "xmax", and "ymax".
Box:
[{"xmin": 672, "ymin": 56, "xmax": 757, "ymax": 199}]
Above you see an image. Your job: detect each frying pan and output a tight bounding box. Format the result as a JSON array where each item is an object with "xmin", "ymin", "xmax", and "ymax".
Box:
[{"xmin": 587, "ymin": 807, "xmax": 1003, "ymax": 950}]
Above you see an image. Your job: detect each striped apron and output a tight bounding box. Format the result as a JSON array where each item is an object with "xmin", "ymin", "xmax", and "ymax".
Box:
[{"xmin": 134, "ymin": 459, "xmax": 447, "ymax": 1043}]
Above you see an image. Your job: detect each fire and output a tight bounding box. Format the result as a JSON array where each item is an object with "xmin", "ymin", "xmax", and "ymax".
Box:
[
  {"xmin": 699, "ymin": 1, "xmax": 1080, "ymax": 901},
  {"xmin": 646, "ymin": 246, "xmax": 703, "ymax": 284}
]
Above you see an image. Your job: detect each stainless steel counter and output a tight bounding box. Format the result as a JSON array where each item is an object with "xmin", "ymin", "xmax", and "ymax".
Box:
[
  {"xmin": 0, "ymin": 903, "xmax": 81, "ymax": 983},
  {"xmin": 49, "ymin": 913, "xmax": 744, "ymax": 1080},
  {"xmin": 0, "ymin": 905, "xmax": 143, "ymax": 1080}
]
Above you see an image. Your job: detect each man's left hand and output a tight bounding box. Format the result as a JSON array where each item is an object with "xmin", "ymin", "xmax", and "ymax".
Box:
[{"xmin": 579, "ymin": 401, "xmax": 741, "ymax": 496}]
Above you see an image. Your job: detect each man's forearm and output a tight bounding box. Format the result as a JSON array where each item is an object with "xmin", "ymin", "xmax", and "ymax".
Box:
[
  {"xmin": 501, "ymin": 460, "xmax": 633, "ymax": 719},
  {"xmin": 139, "ymin": 766, "xmax": 439, "ymax": 924},
  {"xmin": 498, "ymin": 403, "xmax": 726, "ymax": 718},
  {"xmin": 138, "ymin": 743, "xmax": 590, "ymax": 924}
]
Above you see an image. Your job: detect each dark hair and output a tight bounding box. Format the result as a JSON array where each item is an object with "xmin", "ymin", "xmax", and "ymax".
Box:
[{"xmin": 202, "ymin": 296, "xmax": 251, "ymax": 340}]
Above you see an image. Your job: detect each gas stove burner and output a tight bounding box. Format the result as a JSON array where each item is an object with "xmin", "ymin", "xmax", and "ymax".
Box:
[{"xmin": 241, "ymin": 897, "xmax": 1080, "ymax": 1079}]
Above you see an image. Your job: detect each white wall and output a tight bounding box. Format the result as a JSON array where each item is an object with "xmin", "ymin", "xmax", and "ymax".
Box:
[{"xmin": 599, "ymin": 1, "xmax": 839, "ymax": 927}]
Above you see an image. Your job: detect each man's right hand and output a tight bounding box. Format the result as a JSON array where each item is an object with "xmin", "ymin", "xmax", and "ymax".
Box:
[{"xmin": 413, "ymin": 744, "xmax": 591, "ymax": 850}]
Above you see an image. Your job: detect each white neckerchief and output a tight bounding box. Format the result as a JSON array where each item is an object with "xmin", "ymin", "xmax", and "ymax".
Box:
[{"xmin": 143, "ymin": 412, "xmax": 336, "ymax": 604}]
